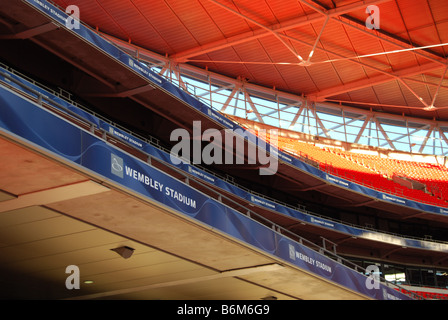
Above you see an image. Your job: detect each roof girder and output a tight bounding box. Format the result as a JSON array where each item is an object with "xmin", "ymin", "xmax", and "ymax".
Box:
[
  {"xmin": 170, "ymin": 0, "xmax": 392, "ymax": 62},
  {"xmin": 307, "ymin": 61, "xmax": 444, "ymax": 101}
]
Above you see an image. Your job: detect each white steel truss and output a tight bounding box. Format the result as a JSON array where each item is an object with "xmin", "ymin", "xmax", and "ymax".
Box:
[{"xmin": 102, "ymin": 33, "xmax": 448, "ymax": 156}]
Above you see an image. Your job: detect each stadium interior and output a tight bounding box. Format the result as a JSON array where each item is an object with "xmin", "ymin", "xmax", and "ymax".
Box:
[{"xmin": 0, "ymin": 0, "xmax": 447, "ymax": 300}]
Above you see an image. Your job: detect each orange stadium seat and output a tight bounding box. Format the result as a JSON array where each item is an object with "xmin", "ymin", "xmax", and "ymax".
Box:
[{"xmin": 250, "ymin": 129, "xmax": 448, "ymax": 207}]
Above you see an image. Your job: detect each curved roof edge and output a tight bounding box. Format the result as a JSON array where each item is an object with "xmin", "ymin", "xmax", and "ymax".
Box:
[{"xmin": 102, "ymin": 33, "xmax": 448, "ymax": 157}]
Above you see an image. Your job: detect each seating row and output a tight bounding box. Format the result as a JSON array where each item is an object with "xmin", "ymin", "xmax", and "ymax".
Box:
[{"xmin": 254, "ymin": 133, "xmax": 448, "ymax": 206}]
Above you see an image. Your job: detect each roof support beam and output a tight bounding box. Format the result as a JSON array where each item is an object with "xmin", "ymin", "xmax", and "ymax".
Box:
[
  {"xmin": 397, "ymin": 78, "xmax": 430, "ymax": 109},
  {"xmin": 304, "ymin": 16, "xmax": 330, "ymax": 64},
  {"xmin": 354, "ymin": 115, "xmax": 371, "ymax": 144},
  {"xmin": 430, "ymin": 64, "xmax": 448, "ymax": 108},
  {"xmin": 438, "ymin": 127, "xmax": 448, "ymax": 149},
  {"xmin": 322, "ymin": 113, "xmax": 365, "ymax": 137},
  {"xmin": 310, "ymin": 104, "xmax": 331, "ymax": 137},
  {"xmin": 332, "ymin": 13, "xmax": 447, "ymax": 67},
  {"xmin": 245, "ymin": 89, "xmax": 264, "ymax": 123},
  {"xmin": 204, "ymin": 0, "xmax": 304, "ymax": 63},
  {"xmin": 382, "ymin": 123, "xmax": 431, "ymax": 150},
  {"xmin": 288, "ymin": 103, "xmax": 306, "ymax": 129},
  {"xmin": 102, "ymin": 33, "xmax": 448, "ymax": 154},
  {"xmin": 198, "ymin": 83, "xmax": 235, "ymax": 98},
  {"xmin": 172, "ymin": 66, "xmax": 187, "ymax": 91},
  {"xmin": 171, "ymin": 0, "xmax": 391, "ymax": 62},
  {"xmin": 300, "ymin": 0, "xmax": 446, "ymax": 67},
  {"xmin": 250, "ymin": 102, "xmax": 302, "ymax": 123},
  {"xmin": 220, "ymin": 86, "xmax": 239, "ymax": 113},
  {"xmin": 307, "ymin": 62, "xmax": 443, "ymax": 101},
  {"xmin": 375, "ymin": 118, "xmax": 395, "ymax": 150},
  {"xmin": 418, "ymin": 125, "xmax": 434, "ymax": 154}
]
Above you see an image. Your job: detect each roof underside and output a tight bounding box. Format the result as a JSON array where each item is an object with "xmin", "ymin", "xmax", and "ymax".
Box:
[
  {"xmin": 50, "ymin": 0, "xmax": 448, "ymax": 121},
  {"xmin": 0, "ymin": 0, "xmax": 446, "ymax": 300}
]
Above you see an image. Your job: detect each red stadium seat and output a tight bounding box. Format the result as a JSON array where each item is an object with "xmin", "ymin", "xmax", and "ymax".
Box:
[{"xmin": 249, "ymin": 128, "xmax": 448, "ymax": 207}]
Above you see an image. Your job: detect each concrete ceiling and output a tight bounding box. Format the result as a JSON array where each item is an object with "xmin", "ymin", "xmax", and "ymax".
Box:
[{"xmin": 0, "ymin": 135, "xmax": 368, "ymax": 300}]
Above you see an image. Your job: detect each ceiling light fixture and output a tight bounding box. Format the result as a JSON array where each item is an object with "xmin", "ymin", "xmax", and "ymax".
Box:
[{"xmin": 111, "ymin": 246, "xmax": 135, "ymax": 259}]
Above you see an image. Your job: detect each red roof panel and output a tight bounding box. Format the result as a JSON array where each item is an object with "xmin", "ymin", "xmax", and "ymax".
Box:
[{"xmin": 50, "ymin": 0, "xmax": 448, "ymax": 121}]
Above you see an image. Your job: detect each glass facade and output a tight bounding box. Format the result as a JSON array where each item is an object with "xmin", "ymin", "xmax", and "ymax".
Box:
[{"xmin": 147, "ymin": 63, "xmax": 448, "ymax": 157}]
